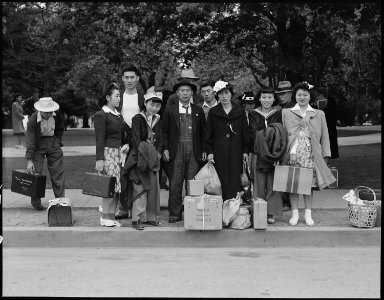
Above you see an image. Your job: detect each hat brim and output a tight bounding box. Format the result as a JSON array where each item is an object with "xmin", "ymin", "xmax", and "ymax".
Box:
[
  {"xmin": 177, "ymin": 76, "xmax": 200, "ymax": 81},
  {"xmin": 34, "ymin": 101, "xmax": 60, "ymax": 112},
  {"xmin": 173, "ymin": 81, "xmax": 197, "ymax": 92},
  {"xmin": 275, "ymin": 89, "xmax": 291, "ymax": 94},
  {"xmin": 146, "ymin": 96, "xmax": 163, "ymax": 103}
]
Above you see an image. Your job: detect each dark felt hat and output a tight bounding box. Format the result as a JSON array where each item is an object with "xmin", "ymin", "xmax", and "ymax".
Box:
[{"xmin": 173, "ymin": 80, "xmax": 197, "ymax": 93}]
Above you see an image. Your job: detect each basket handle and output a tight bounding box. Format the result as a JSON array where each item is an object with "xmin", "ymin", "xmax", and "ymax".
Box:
[{"xmin": 353, "ymin": 186, "xmax": 376, "ymax": 201}]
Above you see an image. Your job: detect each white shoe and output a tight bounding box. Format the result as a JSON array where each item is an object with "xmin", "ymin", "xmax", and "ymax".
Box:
[
  {"xmin": 100, "ymin": 217, "xmax": 121, "ymax": 227},
  {"xmin": 304, "ymin": 209, "xmax": 314, "ymax": 226},
  {"xmin": 289, "ymin": 209, "xmax": 299, "ymax": 226}
]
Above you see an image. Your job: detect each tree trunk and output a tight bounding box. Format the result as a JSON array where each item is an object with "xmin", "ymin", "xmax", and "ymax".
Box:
[{"xmin": 82, "ymin": 113, "xmax": 90, "ymax": 128}]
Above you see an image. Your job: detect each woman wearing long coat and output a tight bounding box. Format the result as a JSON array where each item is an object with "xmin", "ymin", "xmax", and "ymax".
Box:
[
  {"xmin": 206, "ymin": 80, "xmax": 250, "ymax": 201},
  {"xmin": 12, "ymin": 93, "xmax": 26, "ymax": 148}
]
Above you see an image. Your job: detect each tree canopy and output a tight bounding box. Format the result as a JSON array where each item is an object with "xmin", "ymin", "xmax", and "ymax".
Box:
[{"xmin": 2, "ymin": 2, "xmax": 381, "ymax": 127}]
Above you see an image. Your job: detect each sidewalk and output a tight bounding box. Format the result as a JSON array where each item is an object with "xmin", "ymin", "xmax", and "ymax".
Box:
[{"xmin": 2, "ymin": 188, "xmax": 381, "ymax": 247}]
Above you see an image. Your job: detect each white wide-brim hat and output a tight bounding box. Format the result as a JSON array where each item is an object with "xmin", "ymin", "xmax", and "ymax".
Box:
[{"xmin": 34, "ymin": 97, "xmax": 60, "ymax": 112}]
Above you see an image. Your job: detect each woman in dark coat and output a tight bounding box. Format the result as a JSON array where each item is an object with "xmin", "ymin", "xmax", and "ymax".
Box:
[
  {"xmin": 206, "ymin": 80, "xmax": 250, "ymax": 201},
  {"xmin": 12, "ymin": 93, "xmax": 26, "ymax": 148}
]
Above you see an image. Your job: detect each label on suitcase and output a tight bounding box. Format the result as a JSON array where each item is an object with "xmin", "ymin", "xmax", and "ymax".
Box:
[
  {"xmin": 11, "ymin": 169, "xmax": 46, "ymax": 198},
  {"xmin": 82, "ymin": 172, "xmax": 116, "ymax": 198},
  {"xmin": 328, "ymin": 168, "xmax": 338, "ymax": 189}
]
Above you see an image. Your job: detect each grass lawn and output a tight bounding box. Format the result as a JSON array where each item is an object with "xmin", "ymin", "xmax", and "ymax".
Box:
[
  {"xmin": 330, "ymin": 143, "xmax": 381, "ymax": 189},
  {"xmin": 336, "ymin": 130, "xmax": 381, "ymax": 137},
  {"xmin": 2, "ymin": 143, "xmax": 381, "ymax": 190}
]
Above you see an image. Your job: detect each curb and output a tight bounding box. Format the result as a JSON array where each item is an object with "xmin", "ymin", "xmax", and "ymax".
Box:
[{"xmin": 3, "ymin": 226, "xmax": 381, "ymax": 248}]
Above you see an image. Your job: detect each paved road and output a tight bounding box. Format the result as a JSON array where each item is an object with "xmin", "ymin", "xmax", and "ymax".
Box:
[{"xmin": 3, "ymin": 246, "xmax": 380, "ymax": 298}]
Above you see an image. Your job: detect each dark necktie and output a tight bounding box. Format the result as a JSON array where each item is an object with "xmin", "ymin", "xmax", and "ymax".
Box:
[{"xmin": 182, "ymin": 105, "xmax": 189, "ymax": 115}]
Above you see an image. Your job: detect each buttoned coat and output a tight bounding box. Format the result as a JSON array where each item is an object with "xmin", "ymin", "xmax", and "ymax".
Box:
[
  {"xmin": 12, "ymin": 101, "xmax": 25, "ymax": 134},
  {"xmin": 281, "ymin": 107, "xmax": 336, "ymax": 190},
  {"xmin": 162, "ymin": 102, "xmax": 206, "ymax": 162},
  {"xmin": 205, "ymin": 102, "xmax": 250, "ymax": 200}
]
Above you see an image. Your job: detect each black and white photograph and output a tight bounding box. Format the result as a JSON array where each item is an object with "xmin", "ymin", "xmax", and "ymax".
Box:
[{"xmin": 1, "ymin": 1, "xmax": 381, "ymax": 298}]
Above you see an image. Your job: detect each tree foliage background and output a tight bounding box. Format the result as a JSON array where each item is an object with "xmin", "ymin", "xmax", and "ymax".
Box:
[{"xmin": 2, "ymin": 2, "xmax": 381, "ymax": 128}]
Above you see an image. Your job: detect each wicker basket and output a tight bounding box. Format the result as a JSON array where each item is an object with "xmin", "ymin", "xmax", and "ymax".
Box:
[{"xmin": 348, "ymin": 186, "xmax": 378, "ymax": 228}]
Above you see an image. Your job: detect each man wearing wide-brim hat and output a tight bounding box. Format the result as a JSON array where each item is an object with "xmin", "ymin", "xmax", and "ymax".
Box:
[
  {"xmin": 166, "ymin": 68, "xmax": 204, "ymax": 106},
  {"xmin": 275, "ymin": 81, "xmax": 295, "ymax": 211},
  {"xmin": 162, "ymin": 80, "xmax": 207, "ymax": 223},
  {"xmin": 275, "ymin": 81, "xmax": 295, "ymax": 109},
  {"xmin": 25, "ymin": 97, "xmax": 65, "ymax": 210}
]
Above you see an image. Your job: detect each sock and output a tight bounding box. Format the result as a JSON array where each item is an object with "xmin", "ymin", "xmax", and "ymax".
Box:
[{"xmin": 289, "ymin": 209, "xmax": 299, "ymax": 225}]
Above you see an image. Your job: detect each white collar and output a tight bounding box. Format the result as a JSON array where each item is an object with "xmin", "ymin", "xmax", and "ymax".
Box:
[
  {"xmin": 291, "ymin": 103, "xmax": 315, "ymax": 112},
  {"xmin": 102, "ymin": 105, "xmax": 120, "ymax": 116},
  {"xmin": 202, "ymin": 100, "xmax": 218, "ymax": 108},
  {"xmin": 37, "ymin": 111, "xmax": 56, "ymax": 123},
  {"xmin": 179, "ymin": 101, "xmax": 191, "ymax": 110}
]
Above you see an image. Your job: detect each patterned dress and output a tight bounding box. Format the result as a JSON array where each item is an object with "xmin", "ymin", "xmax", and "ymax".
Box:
[
  {"xmin": 293, "ymin": 119, "xmax": 318, "ymax": 187},
  {"xmin": 103, "ymin": 147, "xmax": 121, "ymax": 193}
]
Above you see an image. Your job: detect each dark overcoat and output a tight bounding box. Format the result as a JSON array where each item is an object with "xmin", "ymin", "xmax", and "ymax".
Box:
[{"xmin": 205, "ymin": 102, "xmax": 250, "ymax": 200}]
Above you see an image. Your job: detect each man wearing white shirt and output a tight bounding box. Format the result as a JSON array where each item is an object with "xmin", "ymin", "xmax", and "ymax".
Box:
[
  {"xmin": 198, "ymin": 79, "xmax": 217, "ymax": 120},
  {"xmin": 116, "ymin": 65, "xmax": 145, "ymax": 220}
]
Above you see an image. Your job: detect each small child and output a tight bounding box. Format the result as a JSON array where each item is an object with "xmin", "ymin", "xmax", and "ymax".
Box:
[
  {"xmin": 124, "ymin": 87, "xmax": 163, "ymax": 230},
  {"xmin": 248, "ymin": 87, "xmax": 285, "ymax": 224}
]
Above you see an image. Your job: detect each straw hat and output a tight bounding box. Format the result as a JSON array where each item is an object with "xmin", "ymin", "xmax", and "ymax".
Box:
[
  {"xmin": 275, "ymin": 81, "xmax": 292, "ymax": 94},
  {"xmin": 177, "ymin": 68, "xmax": 200, "ymax": 81},
  {"xmin": 34, "ymin": 97, "xmax": 60, "ymax": 112}
]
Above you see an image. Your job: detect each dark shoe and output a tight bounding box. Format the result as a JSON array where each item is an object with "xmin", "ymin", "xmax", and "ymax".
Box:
[
  {"xmin": 145, "ymin": 221, "xmax": 162, "ymax": 226},
  {"xmin": 32, "ymin": 204, "xmax": 46, "ymax": 211},
  {"xmin": 168, "ymin": 216, "xmax": 181, "ymax": 223},
  {"xmin": 132, "ymin": 221, "xmax": 144, "ymax": 230},
  {"xmin": 115, "ymin": 214, "xmax": 129, "ymax": 220}
]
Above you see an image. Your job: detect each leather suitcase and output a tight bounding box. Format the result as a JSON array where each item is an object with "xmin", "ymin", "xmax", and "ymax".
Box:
[
  {"xmin": 11, "ymin": 169, "xmax": 46, "ymax": 198},
  {"xmin": 82, "ymin": 172, "xmax": 116, "ymax": 198},
  {"xmin": 48, "ymin": 198, "xmax": 73, "ymax": 227}
]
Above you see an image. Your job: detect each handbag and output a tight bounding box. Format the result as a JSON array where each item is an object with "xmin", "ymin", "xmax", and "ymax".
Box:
[{"xmin": 82, "ymin": 172, "xmax": 116, "ymax": 198}]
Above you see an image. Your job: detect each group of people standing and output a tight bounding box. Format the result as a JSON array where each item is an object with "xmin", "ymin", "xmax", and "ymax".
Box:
[{"xmin": 21, "ymin": 64, "xmax": 336, "ymax": 229}]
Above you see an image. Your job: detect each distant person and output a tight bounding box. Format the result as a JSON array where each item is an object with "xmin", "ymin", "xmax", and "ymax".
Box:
[
  {"xmin": 116, "ymin": 64, "xmax": 146, "ymax": 220},
  {"xmin": 238, "ymin": 91, "xmax": 256, "ymax": 124},
  {"xmin": 162, "ymin": 80, "xmax": 206, "ymax": 223},
  {"xmin": 124, "ymin": 88, "xmax": 163, "ymax": 230},
  {"xmin": 198, "ymin": 79, "xmax": 218, "ymax": 120},
  {"xmin": 23, "ymin": 88, "xmax": 39, "ymax": 117},
  {"xmin": 281, "ymin": 82, "xmax": 336, "ymax": 226},
  {"xmin": 248, "ymin": 86, "xmax": 284, "ymax": 224},
  {"xmin": 166, "ymin": 68, "xmax": 204, "ymax": 106},
  {"xmin": 315, "ymin": 88, "xmax": 339, "ymax": 160},
  {"xmin": 94, "ymin": 83, "xmax": 130, "ymax": 227},
  {"xmin": 12, "ymin": 93, "xmax": 26, "ymax": 149},
  {"xmin": 206, "ymin": 80, "xmax": 250, "ymax": 201},
  {"xmin": 275, "ymin": 81, "xmax": 295, "ymax": 211},
  {"xmin": 26, "ymin": 97, "xmax": 65, "ymax": 211}
]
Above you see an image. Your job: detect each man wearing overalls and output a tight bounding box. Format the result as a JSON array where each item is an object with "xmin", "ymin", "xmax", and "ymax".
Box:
[{"xmin": 162, "ymin": 80, "xmax": 207, "ymax": 223}]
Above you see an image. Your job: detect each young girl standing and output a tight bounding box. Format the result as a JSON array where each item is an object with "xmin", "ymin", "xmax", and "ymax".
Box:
[
  {"xmin": 124, "ymin": 87, "xmax": 163, "ymax": 230},
  {"xmin": 281, "ymin": 82, "xmax": 336, "ymax": 226},
  {"xmin": 248, "ymin": 87, "xmax": 284, "ymax": 224},
  {"xmin": 94, "ymin": 83, "xmax": 130, "ymax": 227}
]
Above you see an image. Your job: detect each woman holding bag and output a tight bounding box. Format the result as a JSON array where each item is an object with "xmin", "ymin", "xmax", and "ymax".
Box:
[
  {"xmin": 206, "ymin": 80, "xmax": 250, "ymax": 201},
  {"xmin": 281, "ymin": 82, "xmax": 336, "ymax": 226},
  {"xmin": 94, "ymin": 83, "xmax": 130, "ymax": 227}
]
